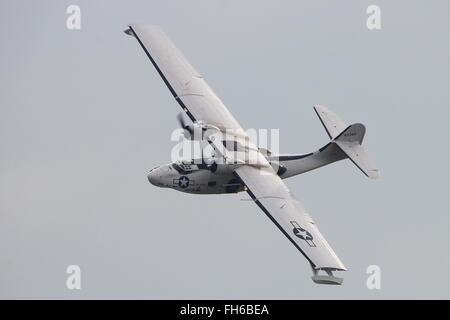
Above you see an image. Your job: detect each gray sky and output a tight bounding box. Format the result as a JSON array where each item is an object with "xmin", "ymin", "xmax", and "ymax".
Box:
[{"xmin": 1, "ymin": 0, "xmax": 449, "ymax": 299}]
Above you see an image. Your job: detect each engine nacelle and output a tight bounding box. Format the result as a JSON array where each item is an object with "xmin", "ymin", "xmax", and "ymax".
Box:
[{"xmin": 269, "ymin": 161, "xmax": 287, "ymax": 176}]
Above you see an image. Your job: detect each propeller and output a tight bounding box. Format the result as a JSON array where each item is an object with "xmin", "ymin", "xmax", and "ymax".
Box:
[{"xmin": 176, "ymin": 112, "xmax": 194, "ymax": 138}]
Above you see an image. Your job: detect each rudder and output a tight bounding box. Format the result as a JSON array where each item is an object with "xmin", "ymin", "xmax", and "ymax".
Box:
[
  {"xmin": 334, "ymin": 123, "xmax": 380, "ymax": 179},
  {"xmin": 314, "ymin": 106, "xmax": 380, "ymax": 179}
]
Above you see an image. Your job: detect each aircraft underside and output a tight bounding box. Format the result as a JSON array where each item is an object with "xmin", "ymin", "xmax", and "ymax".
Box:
[{"xmin": 128, "ymin": 24, "xmax": 380, "ymax": 284}]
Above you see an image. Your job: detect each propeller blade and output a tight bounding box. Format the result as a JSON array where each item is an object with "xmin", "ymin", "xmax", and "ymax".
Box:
[{"xmin": 176, "ymin": 112, "xmax": 194, "ymax": 136}]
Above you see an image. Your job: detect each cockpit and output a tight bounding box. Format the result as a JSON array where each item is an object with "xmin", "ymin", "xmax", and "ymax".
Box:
[
  {"xmin": 172, "ymin": 162, "xmax": 189, "ymax": 174},
  {"xmin": 170, "ymin": 159, "xmax": 219, "ymax": 174},
  {"xmin": 171, "ymin": 161, "xmax": 197, "ymax": 175}
]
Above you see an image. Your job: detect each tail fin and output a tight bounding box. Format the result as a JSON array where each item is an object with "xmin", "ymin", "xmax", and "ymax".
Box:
[
  {"xmin": 314, "ymin": 105, "xmax": 347, "ymax": 139},
  {"xmin": 314, "ymin": 105, "xmax": 380, "ymax": 179}
]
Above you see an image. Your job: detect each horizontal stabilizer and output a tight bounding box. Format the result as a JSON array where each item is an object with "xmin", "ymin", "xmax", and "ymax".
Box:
[{"xmin": 334, "ymin": 123, "xmax": 380, "ymax": 179}]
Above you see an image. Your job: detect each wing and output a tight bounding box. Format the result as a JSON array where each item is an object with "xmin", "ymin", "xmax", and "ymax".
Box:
[
  {"xmin": 234, "ymin": 165, "xmax": 346, "ymax": 272},
  {"xmin": 126, "ymin": 24, "xmax": 245, "ymax": 133}
]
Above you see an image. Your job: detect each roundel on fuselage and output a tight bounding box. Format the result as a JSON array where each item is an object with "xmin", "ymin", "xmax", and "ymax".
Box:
[{"xmin": 178, "ymin": 176, "xmax": 190, "ymax": 188}]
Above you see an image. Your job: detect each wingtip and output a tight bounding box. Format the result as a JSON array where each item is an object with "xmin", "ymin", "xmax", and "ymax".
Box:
[
  {"xmin": 368, "ymin": 168, "xmax": 381, "ymax": 179},
  {"xmin": 311, "ymin": 268, "xmax": 345, "ymax": 285},
  {"xmin": 312, "ymin": 275, "xmax": 344, "ymax": 285},
  {"xmin": 124, "ymin": 27, "xmax": 134, "ymax": 36}
]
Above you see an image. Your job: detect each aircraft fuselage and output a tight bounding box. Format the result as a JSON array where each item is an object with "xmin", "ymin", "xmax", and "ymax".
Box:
[
  {"xmin": 147, "ymin": 144, "xmax": 347, "ymax": 194},
  {"xmin": 147, "ymin": 161, "xmax": 246, "ymax": 194}
]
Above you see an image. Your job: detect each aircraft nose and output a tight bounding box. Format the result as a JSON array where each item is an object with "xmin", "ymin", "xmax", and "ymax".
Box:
[{"xmin": 147, "ymin": 167, "xmax": 161, "ymax": 186}]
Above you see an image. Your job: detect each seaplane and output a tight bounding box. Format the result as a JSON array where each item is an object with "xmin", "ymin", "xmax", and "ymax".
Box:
[{"xmin": 125, "ymin": 25, "xmax": 380, "ymax": 285}]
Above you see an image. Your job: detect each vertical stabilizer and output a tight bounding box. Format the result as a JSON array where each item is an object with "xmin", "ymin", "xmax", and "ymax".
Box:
[
  {"xmin": 314, "ymin": 105, "xmax": 347, "ymax": 139},
  {"xmin": 314, "ymin": 106, "xmax": 380, "ymax": 179}
]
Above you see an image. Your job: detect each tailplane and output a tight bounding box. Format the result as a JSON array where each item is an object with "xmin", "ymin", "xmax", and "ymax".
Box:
[{"xmin": 314, "ymin": 105, "xmax": 380, "ymax": 179}]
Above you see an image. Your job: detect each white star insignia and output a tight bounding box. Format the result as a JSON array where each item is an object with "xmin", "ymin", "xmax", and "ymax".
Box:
[{"xmin": 179, "ymin": 177, "xmax": 189, "ymax": 187}]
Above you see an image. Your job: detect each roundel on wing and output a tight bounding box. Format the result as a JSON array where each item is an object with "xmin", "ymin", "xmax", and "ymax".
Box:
[{"xmin": 293, "ymin": 227, "xmax": 313, "ymax": 241}]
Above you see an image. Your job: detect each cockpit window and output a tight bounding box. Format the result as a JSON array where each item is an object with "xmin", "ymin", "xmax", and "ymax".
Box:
[
  {"xmin": 172, "ymin": 162, "xmax": 194, "ymax": 174},
  {"xmin": 172, "ymin": 163, "xmax": 186, "ymax": 174}
]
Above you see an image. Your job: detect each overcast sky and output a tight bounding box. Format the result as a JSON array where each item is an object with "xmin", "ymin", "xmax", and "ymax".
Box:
[{"xmin": 1, "ymin": 0, "xmax": 449, "ymax": 299}]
